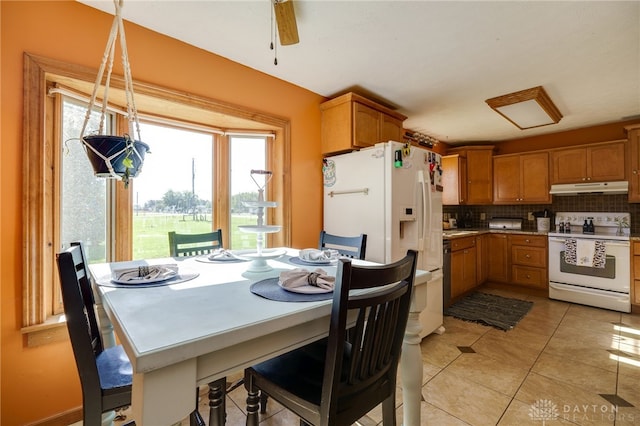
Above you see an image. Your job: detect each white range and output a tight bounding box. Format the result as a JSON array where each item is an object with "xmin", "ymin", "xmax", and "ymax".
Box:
[{"xmin": 548, "ymin": 212, "xmax": 630, "ymax": 313}]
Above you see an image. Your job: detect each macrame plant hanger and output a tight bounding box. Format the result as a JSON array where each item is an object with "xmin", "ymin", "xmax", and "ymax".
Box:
[{"xmin": 80, "ymin": 0, "xmax": 145, "ymax": 184}]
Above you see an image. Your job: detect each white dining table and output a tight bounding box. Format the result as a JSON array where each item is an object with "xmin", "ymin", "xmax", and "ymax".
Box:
[{"xmin": 89, "ymin": 248, "xmax": 430, "ymax": 425}]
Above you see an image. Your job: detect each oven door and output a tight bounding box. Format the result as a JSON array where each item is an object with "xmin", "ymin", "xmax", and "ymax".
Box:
[{"xmin": 548, "ymin": 237, "xmax": 630, "ymax": 293}]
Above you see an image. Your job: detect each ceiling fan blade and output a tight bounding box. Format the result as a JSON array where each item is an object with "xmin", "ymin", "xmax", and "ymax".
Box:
[{"xmin": 273, "ymin": 0, "xmax": 299, "ymax": 46}]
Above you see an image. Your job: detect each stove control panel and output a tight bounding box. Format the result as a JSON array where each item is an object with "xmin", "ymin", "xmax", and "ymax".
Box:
[{"xmin": 553, "ymin": 212, "xmax": 630, "ymax": 236}]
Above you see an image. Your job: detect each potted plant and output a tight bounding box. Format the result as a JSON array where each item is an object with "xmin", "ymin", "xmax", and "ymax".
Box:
[{"xmin": 82, "ymin": 134, "xmax": 150, "ymax": 188}]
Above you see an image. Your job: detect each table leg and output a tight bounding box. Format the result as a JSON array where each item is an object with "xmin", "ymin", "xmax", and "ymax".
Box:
[
  {"xmin": 208, "ymin": 378, "xmax": 227, "ymax": 426},
  {"xmin": 401, "ymin": 311, "xmax": 424, "ymax": 425},
  {"xmin": 131, "ymin": 359, "xmax": 196, "ymax": 425}
]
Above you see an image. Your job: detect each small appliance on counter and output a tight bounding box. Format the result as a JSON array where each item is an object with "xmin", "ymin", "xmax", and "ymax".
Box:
[
  {"xmin": 488, "ymin": 217, "xmax": 523, "ymax": 230},
  {"xmin": 458, "ymin": 210, "xmax": 474, "ymax": 228},
  {"xmin": 533, "ymin": 209, "xmax": 551, "ymax": 232}
]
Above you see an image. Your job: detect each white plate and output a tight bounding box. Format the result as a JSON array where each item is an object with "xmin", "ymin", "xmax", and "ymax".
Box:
[
  {"xmin": 112, "ymin": 272, "xmax": 178, "ymax": 285},
  {"xmin": 196, "ymin": 254, "xmax": 238, "ymax": 262},
  {"xmin": 278, "ymin": 280, "xmax": 333, "ymax": 294},
  {"xmin": 294, "ymin": 256, "xmax": 338, "ymax": 265}
]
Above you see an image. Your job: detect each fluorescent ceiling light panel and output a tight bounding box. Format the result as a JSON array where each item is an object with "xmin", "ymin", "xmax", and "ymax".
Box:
[{"xmin": 486, "ymin": 86, "xmax": 562, "ymax": 130}]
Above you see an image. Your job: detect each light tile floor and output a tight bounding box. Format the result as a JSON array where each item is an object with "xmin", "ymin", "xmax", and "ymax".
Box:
[{"xmin": 113, "ymin": 285, "xmax": 640, "ymax": 426}]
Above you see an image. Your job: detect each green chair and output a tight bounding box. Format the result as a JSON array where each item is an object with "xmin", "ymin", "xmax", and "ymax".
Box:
[
  {"xmin": 168, "ymin": 230, "xmax": 223, "ymax": 257},
  {"xmin": 319, "ymin": 230, "xmax": 367, "ymax": 260}
]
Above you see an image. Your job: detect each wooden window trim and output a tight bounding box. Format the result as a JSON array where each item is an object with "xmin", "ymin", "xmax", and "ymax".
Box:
[{"xmin": 22, "ymin": 53, "xmax": 291, "ymax": 339}]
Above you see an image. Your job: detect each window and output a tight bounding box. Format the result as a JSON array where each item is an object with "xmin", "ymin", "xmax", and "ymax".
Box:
[
  {"xmin": 22, "ymin": 54, "xmax": 291, "ymax": 344},
  {"xmin": 230, "ymin": 136, "xmax": 268, "ymax": 250},
  {"xmin": 60, "ymin": 98, "xmax": 110, "ymax": 264},
  {"xmin": 132, "ymin": 122, "xmax": 214, "ymax": 259}
]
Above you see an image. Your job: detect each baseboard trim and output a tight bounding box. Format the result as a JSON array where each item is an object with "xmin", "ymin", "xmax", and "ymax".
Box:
[{"xmin": 25, "ymin": 406, "xmax": 81, "ymax": 426}]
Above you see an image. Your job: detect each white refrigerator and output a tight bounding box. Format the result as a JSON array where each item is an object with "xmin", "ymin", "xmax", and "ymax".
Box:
[{"xmin": 323, "ymin": 141, "xmax": 444, "ymax": 338}]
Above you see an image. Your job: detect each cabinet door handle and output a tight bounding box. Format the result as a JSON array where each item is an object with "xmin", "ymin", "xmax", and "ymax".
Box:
[
  {"xmin": 526, "ymin": 274, "xmax": 531, "ymax": 279},
  {"xmin": 525, "ymin": 254, "xmax": 531, "ymax": 259}
]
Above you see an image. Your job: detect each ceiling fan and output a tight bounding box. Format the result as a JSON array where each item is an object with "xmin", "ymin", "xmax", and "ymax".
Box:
[{"xmin": 273, "ymin": 0, "xmax": 299, "ymax": 45}]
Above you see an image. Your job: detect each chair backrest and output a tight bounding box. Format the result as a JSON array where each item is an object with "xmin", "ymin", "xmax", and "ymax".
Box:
[
  {"xmin": 56, "ymin": 243, "xmax": 104, "ymax": 399},
  {"xmin": 318, "ymin": 231, "xmax": 367, "ymax": 260},
  {"xmin": 321, "ymin": 250, "xmax": 417, "ymax": 424},
  {"xmin": 168, "ymin": 229, "xmax": 223, "ymax": 257}
]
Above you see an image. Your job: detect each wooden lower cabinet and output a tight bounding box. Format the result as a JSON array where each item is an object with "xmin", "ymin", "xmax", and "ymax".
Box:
[
  {"xmin": 487, "ymin": 234, "xmax": 509, "ymax": 283},
  {"xmin": 476, "ymin": 233, "xmax": 489, "ymax": 285},
  {"xmin": 509, "ymin": 235, "xmax": 548, "ymax": 289},
  {"xmin": 450, "ymin": 236, "xmax": 477, "ymax": 300},
  {"xmin": 632, "ymin": 242, "xmax": 640, "ymax": 308},
  {"xmin": 448, "ymin": 232, "xmax": 548, "ymax": 302}
]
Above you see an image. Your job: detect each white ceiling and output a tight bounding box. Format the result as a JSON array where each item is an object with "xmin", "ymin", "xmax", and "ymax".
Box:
[{"xmin": 79, "ymin": 0, "xmax": 640, "ymax": 145}]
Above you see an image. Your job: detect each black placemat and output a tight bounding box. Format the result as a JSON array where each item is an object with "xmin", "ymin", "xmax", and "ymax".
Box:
[{"xmin": 250, "ymin": 278, "xmax": 334, "ymax": 302}]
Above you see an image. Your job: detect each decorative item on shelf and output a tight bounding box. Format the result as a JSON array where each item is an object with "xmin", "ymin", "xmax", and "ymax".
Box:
[
  {"xmin": 404, "ymin": 130, "xmax": 440, "ymax": 148},
  {"xmin": 234, "ymin": 170, "xmax": 284, "ymax": 273},
  {"xmin": 78, "ymin": 0, "xmax": 149, "ymax": 188},
  {"xmin": 615, "ymin": 217, "xmax": 630, "ymax": 236}
]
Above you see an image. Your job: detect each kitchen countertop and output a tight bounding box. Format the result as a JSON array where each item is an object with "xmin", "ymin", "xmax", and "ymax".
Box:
[{"xmin": 442, "ymin": 228, "xmax": 549, "ymax": 239}]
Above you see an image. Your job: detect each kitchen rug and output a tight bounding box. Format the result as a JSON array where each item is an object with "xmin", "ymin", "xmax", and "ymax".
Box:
[{"xmin": 444, "ymin": 292, "xmax": 533, "ymax": 331}]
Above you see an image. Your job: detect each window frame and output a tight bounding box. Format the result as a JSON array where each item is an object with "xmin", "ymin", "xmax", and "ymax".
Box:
[{"xmin": 22, "ymin": 53, "xmax": 291, "ymax": 344}]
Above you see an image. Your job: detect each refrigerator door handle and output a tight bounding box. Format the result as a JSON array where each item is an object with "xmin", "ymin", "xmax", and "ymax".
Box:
[{"xmin": 418, "ymin": 170, "xmax": 428, "ymax": 252}]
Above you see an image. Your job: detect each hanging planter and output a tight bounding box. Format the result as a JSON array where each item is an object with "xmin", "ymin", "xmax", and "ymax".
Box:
[
  {"xmin": 79, "ymin": 0, "xmax": 149, "ymax": 188},
  {"xmin": 83, "ymin": 134, "xmax": 150, "ymax": 187}
]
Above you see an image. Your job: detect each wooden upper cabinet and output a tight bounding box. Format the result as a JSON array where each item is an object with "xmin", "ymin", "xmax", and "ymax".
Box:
[
  {"xmin": 626, "ymin": 125, "xmax": 640, "ymax": 202},
  {"xmin": 442, "ymin": 154, "xmax": 467, "ymax": 205},
  {"xmin": 494, "ymin": 152, "xmax": 550, "ymax": 204},
  {"xmin": 320, "ymin": 92, "xmax": 406, "ymax": 156},
  {"xmin": 550, "ymin": 140, "xmax": 626, "ymax": 184},
  {"xmin": 466, "ymin": 148, "xmax": 494, "ymax": 204},
  {"xmin": 445, "ymin": 146, "xmax": 494, "ymax": 205}
]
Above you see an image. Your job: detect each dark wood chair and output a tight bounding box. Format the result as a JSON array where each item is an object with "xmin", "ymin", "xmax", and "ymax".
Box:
[
  {"xmin": 168, "ymin": 229, "xmax": 224, "ymax": 257},
  {"xmin": 318, "ymin": 230, "xmax": 367, "ymax": 260},
  {"xmin": 56, "ymin": 243, "xmax": 135, "ymax": 426},
  {"xmin": 244, "ymin": 250, "xmax": 418, "ymax": 426}
]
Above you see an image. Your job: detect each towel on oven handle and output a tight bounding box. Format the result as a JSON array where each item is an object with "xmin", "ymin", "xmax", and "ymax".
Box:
[{"xmin": 564, "ymin": 239, "xmax": 606, "ymax": 268}]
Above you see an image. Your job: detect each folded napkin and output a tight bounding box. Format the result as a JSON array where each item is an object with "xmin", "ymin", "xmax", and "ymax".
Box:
[
  {"xmin": 114, "ymin": 264, "xmax": 178, "ymax": 282},
  {"xmin": 299, "ymin": 248, "xmax": 339, "ymax": 262},
  {"xmin": 279, "ymin": 268, "xmax": 335, "ymax": 292},
  {"xmin": 208, "ymin": 248, "xmax": 235, "ymax": 260}
]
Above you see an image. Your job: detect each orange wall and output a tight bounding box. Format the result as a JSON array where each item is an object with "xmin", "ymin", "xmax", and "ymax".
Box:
[{"xmin": 1, "ymin": 1, "xmax": 324, "ymax": 424}]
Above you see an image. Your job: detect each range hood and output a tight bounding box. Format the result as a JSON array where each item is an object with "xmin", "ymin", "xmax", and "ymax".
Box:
[{"xmin": 549, "ymin": 181, "xmax": 628, "ymax": 195}]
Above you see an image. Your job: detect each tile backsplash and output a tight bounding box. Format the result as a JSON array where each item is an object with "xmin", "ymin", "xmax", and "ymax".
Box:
[{"xmin": 443, "ymin": 194, "xmax": 640, "ymax": 234}]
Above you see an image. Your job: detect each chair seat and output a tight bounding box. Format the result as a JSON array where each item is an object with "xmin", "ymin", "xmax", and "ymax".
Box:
[
  {"xmin": 251, "ymin": 347, "xmax": 325, "ymax": 405},
  {"xmin": 97, "ymin": 345, "xmax": 133, "ymax": 392},
  {"xmin": 251, "ymin": 339, "xmax": 353, "ymax": 406}
]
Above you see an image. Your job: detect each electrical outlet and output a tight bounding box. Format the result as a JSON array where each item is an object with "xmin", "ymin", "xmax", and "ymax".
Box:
[
  {"xmin": 528, "ymin": 212, "xmax": 534, "ymax": 221},
  {"xmin": 480, "ymin": 212, "xmax": 486, "ymax": 221}
]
